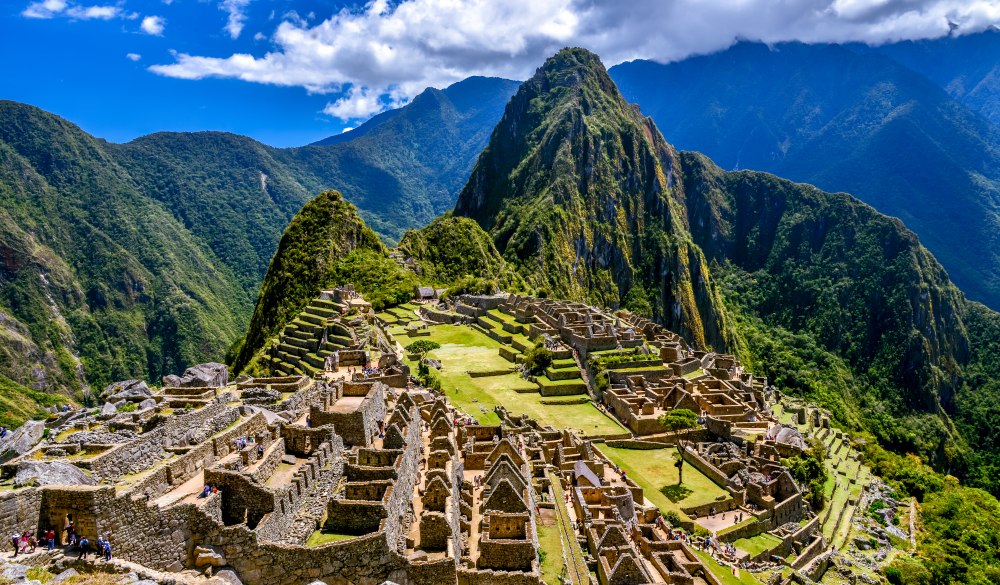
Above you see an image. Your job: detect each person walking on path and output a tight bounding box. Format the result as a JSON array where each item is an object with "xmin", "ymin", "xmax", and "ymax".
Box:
[{"xmin": 78, "ymin": 536, "xmax": 90, "ymax": 559}]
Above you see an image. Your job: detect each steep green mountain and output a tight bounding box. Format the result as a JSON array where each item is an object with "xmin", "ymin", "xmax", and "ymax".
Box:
[
  {"xmin": 231, "ymin": 190, "xmax": 416, "ymax": 374},
  {"xmin": 110, "ymin": 132, "xmax": 314, "ymax": 294},
  {"xmin": 681, "ymin": 153, "xmax": 970, "ymax": 462},
  {"xmin": 455, "ymin": 48, "xmax": 735, "ymax": 351},
  {"xmin": 0, "ymin": 101, "xmax": 247, "ymax": 409},
  {"xmin": 609, "ymin": 41, "xmax": 1000, "ymax": 311},
  {"xmin": 396, "ymin": 215, "xmax": 521, "ymax": 288},
  {"xmin": 455, "ymin": 47, "xmax": 997, "ymax": 474}
]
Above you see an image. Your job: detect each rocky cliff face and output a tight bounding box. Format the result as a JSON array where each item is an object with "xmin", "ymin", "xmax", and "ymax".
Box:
[{"xmin": 455, "ymin": 48, "xmax": 734, "ymax": 350}]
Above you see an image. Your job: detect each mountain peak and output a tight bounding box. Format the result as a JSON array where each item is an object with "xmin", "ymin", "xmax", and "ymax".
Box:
[{"xmin": 453, "ymin": 48, "xmax": 731, "ymax": 350}]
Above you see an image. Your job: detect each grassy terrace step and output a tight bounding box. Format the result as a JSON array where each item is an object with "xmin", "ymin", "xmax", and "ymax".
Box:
[
  {"xmin": 310, "ymin": 299, "xmax": 341, "ymax": 311},
  {"xmin": 302, "ymin": 353, "xmax": 325, "ymax": 369},
  {"xmin": 284, "ymin": 336, "xmax": 317, "ymax": 351},
  {"xmin": 536, "ymin": 376, "xmax": 588, "ymax": 396},
  {"xmin": 544, "ymin": 366, "xmax": 582, "ymax": 381},
  {"xmin": 551, "ymin": 358, "xmax": 577, "ymax": 369},
  {"xmin": 303, "ymin": 304, "xmax": 338, "ymax": 317},
  {"xmin": 291, "ymin": 318, "xmax": 322, "ymax": 334},
  {"xmin": 299, "ymin": 312, "xmax": 327, "ymax": 327}
]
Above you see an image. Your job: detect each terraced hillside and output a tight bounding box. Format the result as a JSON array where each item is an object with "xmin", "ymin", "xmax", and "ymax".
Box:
[{"xmin": 265, "ymin": 295, "xmax": 372, "ymax": 377}]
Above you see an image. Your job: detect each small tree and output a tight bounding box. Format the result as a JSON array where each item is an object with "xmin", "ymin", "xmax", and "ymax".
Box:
[
  {"xmin": 522, "ymin": 343, "xmax": 554, "ymax": 375},
  {"xmin": 405, "ymin": 340, "xmax": 440, "ymax": 357},
  {"xmin": 659, "ymin": 408, "xmax": 699, "ymax": 485}
]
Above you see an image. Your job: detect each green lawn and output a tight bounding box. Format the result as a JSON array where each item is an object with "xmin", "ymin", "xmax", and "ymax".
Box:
[
  {"xmin": 537, "ymin": 525, "xmax": 565, "ymax": 585},
  {"xmin": 734, "ymin": 533, "xmax": 782, "ymax": 556},
  {"xmin": 597, "ymin": 445, "xmax": 729, "ymax": 515},
  {"xmin": 401, "ymin": 325, "xmax": 624, "ymax": 434},
  {"xmin": 693, "ymin": 549, "xmax": 762, "ymax": 585},
  {"xmin": 305, "ymin": 530, "xmax": 357, "ymax": 546}
]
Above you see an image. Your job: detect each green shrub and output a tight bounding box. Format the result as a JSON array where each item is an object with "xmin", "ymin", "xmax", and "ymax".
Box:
[{"xmin": 523, "ymin": 343, "xmax": 554, "ymax": 375}]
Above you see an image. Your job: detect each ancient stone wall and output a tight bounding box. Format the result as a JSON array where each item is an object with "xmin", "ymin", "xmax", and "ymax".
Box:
[{"xmin": 0, "ymin": 488, "xmax": 41, "ymax": 538}]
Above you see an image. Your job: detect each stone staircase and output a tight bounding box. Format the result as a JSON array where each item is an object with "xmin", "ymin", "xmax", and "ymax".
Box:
[{"xmin": 268, "ymin": 297, "xmax": 371, "ymax": 377}]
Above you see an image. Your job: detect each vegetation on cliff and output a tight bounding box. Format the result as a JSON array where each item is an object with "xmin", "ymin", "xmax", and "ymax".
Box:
[
  {"xmin": 0, "ymin": 101, "xmax": 246, "ymax": 413},
  {"xmin": 455, "ymin": 48, "xmax": 735, "ymax": 351},
  {"xmin": 230, "ymin": 190, "xmax": 410, "ymax": 373}
]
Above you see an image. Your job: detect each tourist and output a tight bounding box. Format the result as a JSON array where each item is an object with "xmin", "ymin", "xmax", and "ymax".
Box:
[
  {"xmin": 78, "ymin": 535, "xmax": 89, "ymax": 559},
  {"xmin": 199, "ymin": 484, "xmax": 212, "ymax": 498},
  {"xmin": 10, "ymin": 532, "xmax": 19, "ymax": 557},
  {"xmin": 46, "ymin": 528, "xmax": 55, "ymax": 551},
  {"xmin": 102, "ymin": 538, "xmax": 112, "ymax": 561},
  {"xmin": 257, "ymin": 444, "xmax": 264, "ymax": 458}
]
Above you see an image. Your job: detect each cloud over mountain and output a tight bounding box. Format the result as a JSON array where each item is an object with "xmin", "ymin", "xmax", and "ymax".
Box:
[{"xmin": 148, "ymin": 0, "xmax": 999, "ymax": 120}]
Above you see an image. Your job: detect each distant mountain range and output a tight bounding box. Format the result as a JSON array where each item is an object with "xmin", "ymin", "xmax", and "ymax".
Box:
[
  {"xmin": 0, "ymin": 77, "xmax": 518, "ymax": 407},
  {"xmin": 608, "ymin": 34, "xmax": 1000, "ymax": 310}
]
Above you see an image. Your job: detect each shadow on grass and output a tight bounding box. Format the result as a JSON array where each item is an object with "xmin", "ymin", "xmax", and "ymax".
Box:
[{"xmin": 660, "ymin": 483, "xmax": 693, "ymax": 503}]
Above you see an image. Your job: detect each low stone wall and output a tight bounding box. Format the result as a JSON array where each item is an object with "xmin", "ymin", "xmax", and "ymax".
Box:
[
  {"xmin": 89, "ymin": 397, "xmax": 239, "ymax": 482},
  {"xmin": 680, "ymin": 449, "xmax": 732, "ymax": 490}
]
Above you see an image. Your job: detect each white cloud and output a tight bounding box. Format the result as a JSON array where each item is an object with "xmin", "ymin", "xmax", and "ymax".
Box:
[
  {"xmin": 148, "ymin": 0, "xmax": 1000, "ymax": 121},
  {"xmin": 23, "ymin": 0, "xmax": 121, "ymax": 20},
  {"xmin": 221, "ymin": 0, "xmax": 252, "ymax": 39},
  {"xmin": 253, "ymin": 32, "xmax": 266, "ymax": 41},
  {"xmin": 141, "ymin": 15, "xmax": 165, "ymax": 35},
  {"xmin": 22, "ymin": 0, "xmax": 67, "ymax": 18},
  {"xmin": 126, "ymin": 52, "xmax": 141, "ymax": 61},
  {"xmin": 66, "ymin": 4, "xmax": 119, "ymax": 19}
]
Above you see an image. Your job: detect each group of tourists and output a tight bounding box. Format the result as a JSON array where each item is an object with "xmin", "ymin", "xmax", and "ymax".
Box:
[{"xmin": 10, "ymin": 526, "xmax": 111, "ymax": 561}]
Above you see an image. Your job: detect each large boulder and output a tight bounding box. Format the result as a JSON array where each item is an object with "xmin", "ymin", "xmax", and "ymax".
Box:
[
  {"xmin": 0, "ymin": 420, "xmax": 45, "ymax": 464},
  {"xmin": 108, "ymin": 382, "xmax": 152, "ymax": 404},
  {"xmin": 100, "ymin": 402, "xmax": 118, "ymax": 418},
  {"xmin": 14, "ymin": 461, "xmax": 96, "ymax": 487},
  {"xmin": 163, "ymin": 362, "xmax": 228, "ymax": 388},
  {"xmin": 102, "ymin": 379, "xmax": 151, "ymax": 401},
  {"xmin": 194, "ymin": 545, "xmax": 227, "ymax": 568},
  {"xmin": 163, "ymin": 362, "xmax": 229, "ymax": 388}
]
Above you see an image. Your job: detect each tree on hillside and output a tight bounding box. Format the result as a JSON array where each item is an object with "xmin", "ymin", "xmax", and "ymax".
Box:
[
  {"xmin": 522, "ymin": 343, "xmax": 554, "ymax": 376},
  {"xmin": 405, "ymin": 340, "xmax": 441, "ymax": 356},
  {"xmin": 659, "ymin": 408, "xmax": 699, "ymax": 485}
]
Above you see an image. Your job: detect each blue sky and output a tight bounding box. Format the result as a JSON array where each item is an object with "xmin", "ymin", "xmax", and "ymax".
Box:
[
  {"xmin": 3, "ymin": 0, "xmax": 997, "ymax": 148},
  {"xmin": 2, "ymin": 1, "xmax": 354, "ymax": 146}
]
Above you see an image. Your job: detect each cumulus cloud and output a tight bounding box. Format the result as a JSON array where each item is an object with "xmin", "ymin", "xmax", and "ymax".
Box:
[
  {"xmin": 221, "ymin": 0, "xmax": 252, "ymax": 39},
  {"xmin": 126, "ymin": 52, "xmax": 141, "ymax": 61},
  {"xmin": 148, "ymin": 0, "xmax": 1000, "ymax": 121},
  {"xmin": 23, "ymin": 0, "xmax": 121, "ymax": 20},
  {"xmin": 141, "ymin": 15, "xmax": 165, "ymax": 35}
]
